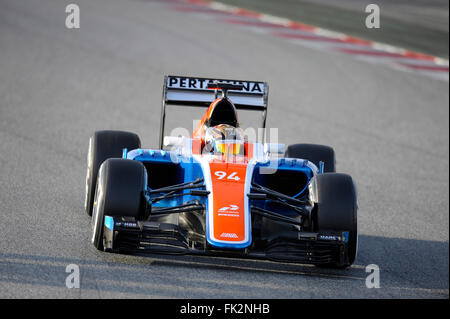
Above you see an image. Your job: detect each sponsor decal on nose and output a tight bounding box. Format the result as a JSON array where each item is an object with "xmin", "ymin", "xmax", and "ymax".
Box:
[
  {"xmin": 218, "ymin": 204, "xmax": 239, "ymax": 212},
  {"xmin": 220, "ymin": 233, "xmax": 239, "ymax": 239}
]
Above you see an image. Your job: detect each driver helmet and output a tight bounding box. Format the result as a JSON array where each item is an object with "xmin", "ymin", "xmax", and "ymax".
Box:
[{"xmin": 204, "ymin": 124, "xmax": 245, "ymax": 155}]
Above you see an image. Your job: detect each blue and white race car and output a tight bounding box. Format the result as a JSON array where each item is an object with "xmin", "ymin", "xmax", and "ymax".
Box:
[{"xmin": 84, "ymin": 76, "xmax": 358, "ymax": 268}]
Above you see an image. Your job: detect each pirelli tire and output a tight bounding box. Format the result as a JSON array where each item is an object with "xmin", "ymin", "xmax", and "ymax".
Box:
[
  {"xmin": 85, "ymin": 130, "xmax": 141, "ymax": 216},
  {"xmin": 285, "ymin": 144, "xmax": 336, "ymax": 173},
  {"xmin": 313, "ymin": 173, "xmax": 358, "ymax": 268},
  {"xmin": 91, "ymin": 158, "xmax": 148, "ymax": 251}
]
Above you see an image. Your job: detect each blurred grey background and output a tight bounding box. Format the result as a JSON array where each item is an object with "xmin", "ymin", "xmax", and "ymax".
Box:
[{"xmin": 217, "ymin": 0, "xmax": 449, "ymax": 58}]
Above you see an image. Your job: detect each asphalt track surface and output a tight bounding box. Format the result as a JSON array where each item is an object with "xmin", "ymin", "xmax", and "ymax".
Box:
[{"xmin": 0, "ymin": 0, "xmax": 448, "ymax": 298}]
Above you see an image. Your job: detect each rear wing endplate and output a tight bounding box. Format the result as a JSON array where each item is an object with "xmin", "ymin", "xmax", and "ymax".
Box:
[{"xmin": 159, "ymin": 75, "xmax": 269, "ymax": 149}]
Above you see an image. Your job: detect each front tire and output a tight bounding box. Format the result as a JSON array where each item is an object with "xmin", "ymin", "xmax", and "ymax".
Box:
[
  {"xmin": 85, "ymin": 130, "xmax": 141, "ymax": 216},
  {"xmin": 313, "ymin": 173, "xmax": 358, "ymax": 268},
  {"xmin": 91, "ymin": 158, "xmax": 147, "ymax": 251}
]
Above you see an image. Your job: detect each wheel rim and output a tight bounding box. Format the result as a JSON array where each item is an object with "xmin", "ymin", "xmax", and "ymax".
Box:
[
  {"xmin": 84, "ymin": 137, "xmax": 93, "ymax": 212},
  {"xmin": 91, "ymin": 165, "xmax": 104, "ymax": 248}
]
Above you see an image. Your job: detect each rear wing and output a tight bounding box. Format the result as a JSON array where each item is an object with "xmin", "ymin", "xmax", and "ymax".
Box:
[{"xmin": 159, "ymin": 75, "xmax": 269, "ymax": 149}]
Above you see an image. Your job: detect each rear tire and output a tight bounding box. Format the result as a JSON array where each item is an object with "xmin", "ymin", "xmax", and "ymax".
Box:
[
  {"xmin": 91, "ymin": 158, "xmax": 147, "ymax": 251},
  {"xmin": 285, "ymin": 144, "xmax": 335, "ymax": 172},
  {"xmin": 85, "ymin": 130, "xmax": 141, "ymax": 216},
  {"xmin": 313, "ymin": 173, "xmax": 357, "ymax": 268}
]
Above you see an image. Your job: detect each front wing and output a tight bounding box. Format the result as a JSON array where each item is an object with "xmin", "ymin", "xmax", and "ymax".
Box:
[{"xmin": 103, "ymin": 216, "xmax": 351, "ymax": 265}]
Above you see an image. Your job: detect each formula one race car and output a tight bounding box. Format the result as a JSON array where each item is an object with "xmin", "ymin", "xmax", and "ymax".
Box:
[{"xmin": 84, "ymin": 76, "xmax": 358, "ymax": 268}]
